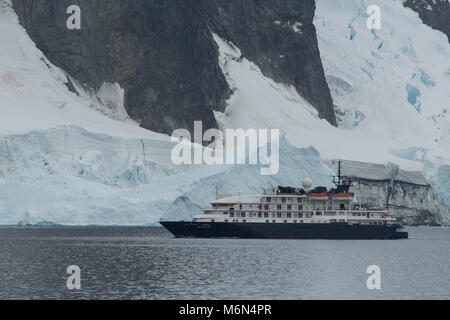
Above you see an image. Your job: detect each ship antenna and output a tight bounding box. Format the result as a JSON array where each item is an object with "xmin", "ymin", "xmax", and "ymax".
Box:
[{"xmin": 338, "ymin": 160, "xmax": 342, "ymax": 185}]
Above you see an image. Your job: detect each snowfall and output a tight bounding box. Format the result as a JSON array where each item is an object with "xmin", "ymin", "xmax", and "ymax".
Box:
[{"xmin": 0, "ymin": 0, "xmax": 449, "ymax": 225}]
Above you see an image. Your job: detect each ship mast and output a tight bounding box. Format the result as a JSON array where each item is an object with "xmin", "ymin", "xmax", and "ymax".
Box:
[
  {"xmin": 332, "ymin": 160, "xmax": 344, "ymax": 187},
  {"xmin": 337, "ymin": 160, "xmax": 342, "ymax": 185},
  {"xmin": 332, "ymin": 160, "xmax": 352, "ymax": 193}
]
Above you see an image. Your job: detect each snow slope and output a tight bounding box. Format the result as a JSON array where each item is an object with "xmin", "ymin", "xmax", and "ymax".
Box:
[{"xmin": 213, "ymin": 31, "xmax": 424, "ymax": 170}]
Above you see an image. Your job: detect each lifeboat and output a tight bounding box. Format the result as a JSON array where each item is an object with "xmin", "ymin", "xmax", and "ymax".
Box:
[
  {"xmin": 309, "ymin": 193, "xmax": 328, "ymax": 198},
  {"xmin": 332, "ymin": 193, "xmax": 352, "ymax": 198}
]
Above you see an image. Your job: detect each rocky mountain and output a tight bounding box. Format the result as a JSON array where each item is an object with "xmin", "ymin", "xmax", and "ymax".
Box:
[
  {"xmin": 12, "ymin": 0, "xmax": 336, "ymax": 135},
  {"xmin": 403, "ymin": 0, "xmax": 450, "ymax": 42}
]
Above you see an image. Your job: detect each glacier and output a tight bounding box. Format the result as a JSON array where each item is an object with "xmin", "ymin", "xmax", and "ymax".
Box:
[{"xmin": 0, "ymin": 126, "xmax": 333, "ymax": 225}]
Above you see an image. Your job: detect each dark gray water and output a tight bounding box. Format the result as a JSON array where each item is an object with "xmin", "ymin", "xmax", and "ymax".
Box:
[{"xmin": 0, "ymin": 226, "xmax": 449, "ymax": 300}]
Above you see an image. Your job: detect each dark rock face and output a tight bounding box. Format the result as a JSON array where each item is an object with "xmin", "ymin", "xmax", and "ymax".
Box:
[
  {"xmin": 404, "ymin": 0, "xmax": 450, "ymax": 43},
  {"xmin": 206, "ymin": 0, "xmax": 336, "ymax": 126},
  {"xmin": 12, "ymin": 0, "xmax": 336, "ymax": 135}
]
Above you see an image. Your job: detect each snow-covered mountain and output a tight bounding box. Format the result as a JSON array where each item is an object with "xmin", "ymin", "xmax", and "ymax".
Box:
[{"xmin": 0, "ymin": 0, "xmax": 449, "ymax": 225}]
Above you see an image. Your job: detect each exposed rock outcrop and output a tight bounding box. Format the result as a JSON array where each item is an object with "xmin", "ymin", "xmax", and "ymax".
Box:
[
  {"xmin": 12, "ymin": 0, "xmax": 337, "ymax": 136},
  {"xmin": 404, "ymin": 0, "xmax": 450, "ymax": 43}
]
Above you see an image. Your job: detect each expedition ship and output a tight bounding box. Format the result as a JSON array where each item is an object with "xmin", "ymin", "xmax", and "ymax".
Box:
[{"xmin": 161, "ymin": 164, "xmax": 408, "ymax": 240}]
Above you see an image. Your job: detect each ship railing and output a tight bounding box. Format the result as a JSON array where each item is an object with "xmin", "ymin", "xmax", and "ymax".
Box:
[{"xmin": 202, "ymin": 209, "xmax": 392, "ymax": 220}]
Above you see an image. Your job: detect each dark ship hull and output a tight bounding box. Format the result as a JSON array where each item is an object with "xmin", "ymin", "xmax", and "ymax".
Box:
[{"xmin": 160, "ymin": 221, "xmax": 408, "ymax": 240}]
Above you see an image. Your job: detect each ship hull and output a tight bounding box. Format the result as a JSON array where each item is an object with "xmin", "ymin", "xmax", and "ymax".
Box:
[{"xmin": 160, "ymin": 221, "xmax": 408, "ymax": 240}]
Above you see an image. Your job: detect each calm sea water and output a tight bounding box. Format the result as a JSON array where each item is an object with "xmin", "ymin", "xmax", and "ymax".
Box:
[{"xmin": 0, "ymin": 226, "xmax": 449, "ymax": 300}]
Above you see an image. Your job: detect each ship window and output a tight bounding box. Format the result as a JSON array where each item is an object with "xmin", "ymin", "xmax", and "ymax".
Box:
[
  {"xmin": 282, "ymin": 197, "xmax": 286, "ymax": 203},
  {"xmin": 340, "ymin": 204, "xmax": 346, "ymax": 210},
  {"xmin": 230, "ymin": 212, "xmax": 234, "ymax": 217},
  {"xmin": 264, "ymin": 212, "xmax": 269, "ymax": 218},
  {"xmin": 258, "ymin": 212, "xmax": 262, "ymax": 218},
  {"xmin": 277, "ymin": 205, "xmax": 282, "ymax": 210},
  {"xmin": 241, "ymin": 212, "xmax": 246, "ymax": 218},
  {"xmin": 287, "ymin": 213, "xmax": 292, "ymax": 218},
  {"xmin": 211, "ymin": 219, "xmax": 215, "ymax": 222},
  {"xmin": 243, "ymin": 220, "xmax": 246, "ymax": 223},
  {"xmin": 299, "ymin": 213, "xmax": 303, "ymax": 218},
  {"xmin": 277, "ymin": 212, "xmax": 282, "ymax": 218},
  {"xmin": 298, "ymin": 205, "xmax": 303, "ymax": 210},
  {"xmin": 300, "ymin": 220, "xmax": 304, "ymax": 223},
  {"xmin": 225, "ymin": 219, "xmax": 228, "ymax": 222},
  {"xmin": 266, "ymin": 220, "xmax": 270, "ymax": 223},
  {"xmin": 272, "ymin": 220, "xmax": 276, "ymax": 223},
  {"xmin": 283, "ymin": 220, "xmax": 288, "ymax": 223},
  {"xmin": 264, "ymin": 204, "xmax": 269, "ymax": 210},
  {"xmin": 287, "ymin": 205, "xmax": 292, "ymax": 210},
  {"xmin": 267, "ymin": 197, "xmax": 271, "ymax": 202}
]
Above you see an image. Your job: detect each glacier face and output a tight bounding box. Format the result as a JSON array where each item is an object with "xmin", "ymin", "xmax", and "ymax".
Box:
[
  {"xmin": 0, "ymin": 127, "xmax": 333, "ymax": 225},
  {"xmin": 350, "ymin": 179, "xmax": 449, "ymax": 225},
  {"xmin": 327, "ymin": 160, "xmax": 449, "ymax": 224}
]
